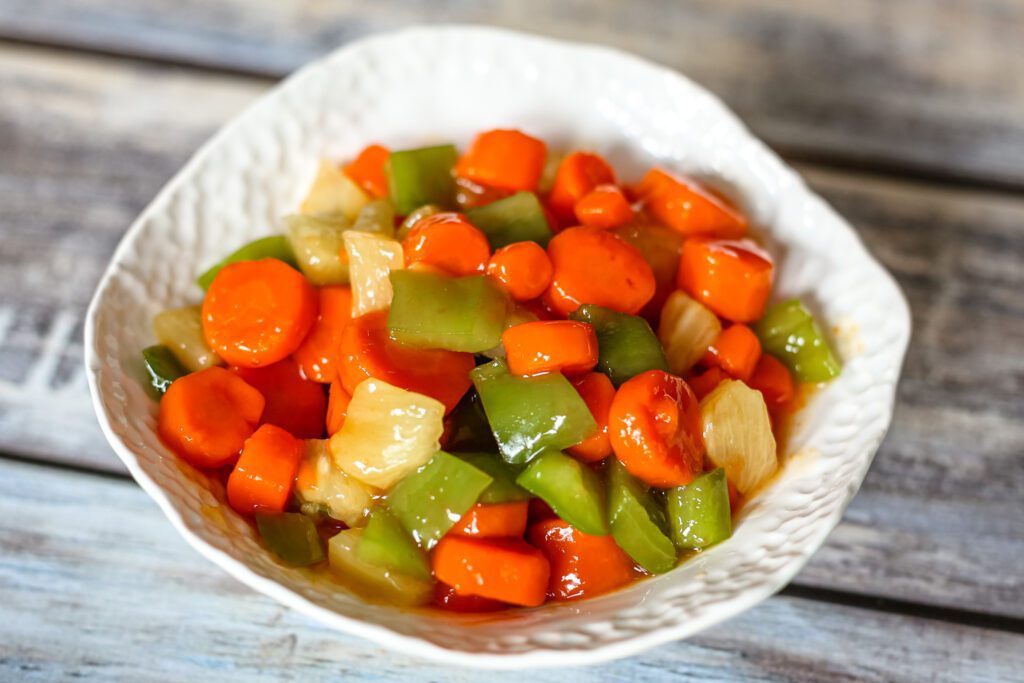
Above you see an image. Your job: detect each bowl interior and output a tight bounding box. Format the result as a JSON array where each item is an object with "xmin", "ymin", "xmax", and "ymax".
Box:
[{"xmin": 86, "ymin": 27, "xmax": 910, "ymax": 667}]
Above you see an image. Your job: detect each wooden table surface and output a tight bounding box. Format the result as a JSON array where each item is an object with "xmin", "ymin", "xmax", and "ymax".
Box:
[{"xmin": 1, "ymin": 2, "xmax": 1022, "ymax": 680}]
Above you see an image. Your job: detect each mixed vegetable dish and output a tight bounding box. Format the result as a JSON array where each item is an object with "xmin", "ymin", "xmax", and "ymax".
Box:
[{"xmin": 143, "ymin": 128, "xmax": 841, "ymax": 610}]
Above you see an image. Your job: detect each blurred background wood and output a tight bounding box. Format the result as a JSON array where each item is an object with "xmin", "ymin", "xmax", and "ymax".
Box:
[{"xmin": 0, "ymin": 1, "xmax": 1021, "ymax": 680}]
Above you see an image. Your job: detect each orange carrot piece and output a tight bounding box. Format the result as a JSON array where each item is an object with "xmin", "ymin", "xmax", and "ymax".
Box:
[
  {"xmin": 748, "ymin": 354, "xmax": 795, "ymax": 409},
  {"xmin": 432, "ymin": 536, "xmax": 550, "ymax": 607},
  {"xmin": 402, "ymin": 212, "xmax": 491, "ymax": 276},
  {"xmin": 338, "ymin": 310, "xmax": 474, "ymax": 413},
  {"xmin": 548, "ymin": 152, "xmax": 616, "ymax": 225},
  {"xmin": 433, "ymin": 581, "xmax": 506, "ymax": 612},
  {"xmin": 688, "ymin": 366, "xmax": 728, "ymax": 401},
  {"xmin": 502, "ymin": 320, "xmax": 598, "ymax": 376},
  {"xmin": 574, "ymin": 184, "xmax": 633, "ymax": 229},
  {"xmin": 486, "ymin": 241, "xmax": 553, "ymax": 301},
  {"xmin": 455, "ymin": 129, "xmax": 547, "ymax": 192},
  {"xmin": 567, "ymin": 372, "xmax": 616, "ymax": 462},
  {"xmin": 542, "ymin": 227, "xmax": 655, "ymax": 317},
  {"xmin": 293, "ymin": 286, "xmax": 353, "ymax": 383},
  {"xmin": 325, "ymin": 380, "xmax": 351, "ymax": 435},
  {"xmin": 202, "ymin": 258, "xmax": 317, "ymax": 367},
  {"xmin": 637, "ymin": 168, "xmax": 747, "ymax": 238},
  {"xmin": 343, "ymin": 144, "xmax": 390, "ymax": 198},
  {"xmin": 226, "ymin": 423, "xmax": 304, "ymax": 515},
  {"xmin": 677, "ymin": 238, "xmax": 774, "ymax": 323},
  {"xmin": 608, "ymin": 369, "xmax": 704, "ymax": 488},
  {"xmin": 231, "ymin": 359, "xmax": 327, "ymax": 439},
  {"xmin": 158, "ymin": 366, "xmax": 265, "ymax": 469},
  {"xmin": 703, "ymin": 324, "xmax": 762, "ymax": 382},
  {"xmin": 451, "ymin": 501, "xmax": 530, "ymax": 538},
  {"xmin": 527, "ymin": 518, "xmax": 636, "ymax": 601}
]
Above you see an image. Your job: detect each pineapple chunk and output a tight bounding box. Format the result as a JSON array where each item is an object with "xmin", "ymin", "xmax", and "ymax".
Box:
[
  {"xmin": 329, "ymin": 378, "xmax": 444, "ymax": 489},
  {"xmin": 285, "ymin": 214, "xmax": 350, "ymax": 286},
  {"xmin": 153, "ymin": 305, "xmax": 221, "ymax": 371},
  {"xmin": 300, "ymin": 159, "xmax": 369, "ymax": 220},
  {"xmin": 658, "ymin": 290, "xmax": 722, "ymax": 375},
  {"xmin": 296, "ymin": 440, "xmax": 377, "ymax": 527},
  {"xmin": 343, "ymin": 231, "xmax": 404, "ymax": 316},
  {"xmin": 328, "ymin": 528, "xmax": 433, "ymax": 607},
  {"xmin": 700, "ymin": 379, "xmax": 777, "ymax": 495}
]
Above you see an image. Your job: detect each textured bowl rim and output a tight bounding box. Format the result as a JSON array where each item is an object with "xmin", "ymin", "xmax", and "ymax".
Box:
[{"xmin": 84, "ymin": 24, "xmax": 911, "ymax": 669}]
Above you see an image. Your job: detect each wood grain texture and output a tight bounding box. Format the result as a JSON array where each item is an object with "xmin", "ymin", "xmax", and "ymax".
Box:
[
  {"xmin": 0, "ymin": 44, "xmax": 1022, "ymax": 623},
  {"xmin": 1, "ymin": 458, "xmax": 1021, "ymax": 683},
  {"xmin": 0, "ymin": 0, "xmax": 1022, "ymax": 187}
]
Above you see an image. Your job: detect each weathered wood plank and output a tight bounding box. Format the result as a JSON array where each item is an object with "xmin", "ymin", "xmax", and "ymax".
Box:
[
  {"xmin": 0, "ymin": 0, "xmax": 1022, "ymax": 187},
  {"xmin": 1, "ymin": 45, "xmax": 1022, "ymax": 619},
  {"xmin": 1, "ymin": 458, "xmax": 1021, "ymax": 682}
]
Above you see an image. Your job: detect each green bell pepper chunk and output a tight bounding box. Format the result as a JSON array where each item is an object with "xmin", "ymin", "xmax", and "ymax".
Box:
[
  {"xmin": 516, "ymin": 449, "xmax": 608, "ymax": 535},
  {"xmin": 608, "ymin": 459, "xmax": 677, "ymax": 574},
  {"xmin": 666, "ymin": 468, "xmax": 732, "ymax": 550},
  {"xmin": 357, "ymin": 507, "xmax": 431, "ymax": 580},
  {"xmin": 470, "ymin": 359, "xmax": 596, "ymax": 464},
  {"xmin": 465, "ymin": 191, "xmax": 553, "ymax": 249},
  {"xmin": 386, "ymin": 451, "xmax": 493, "ymax": 550},
  {"xmin": 255, "ymin": 512, "xmax": 325, "ymax": 566},
  {"xmin": 196, "ymin": 236, "xmax": 297, "ymax": 290},
  {"xmin": 570, "ymin": 304, "xmax": 668, "ymax": 386},
  {"xmin": 352, "ymin": 198, "xmax": 396, "ymax": 237},
  {"xmin": 456, "ymin": 452, "xmax": 531, "ymax": 504},
  {"xmin": 386, "ymin": 144, "xmax": 458, "ymax": 214},
  {"xmin": 142, "ymin": 344, "xmax": 187, "ymax": 395},
  {"xmin": 387, "ymin": 271, "xmax": 508, "ymax": 352},
  {"xmin": 754, "ymin": 299, "xmax": 841, "ymax": 383},
  {"xmin": 445, "ymin": 391, "xmax": 499, "ymax": 452}
]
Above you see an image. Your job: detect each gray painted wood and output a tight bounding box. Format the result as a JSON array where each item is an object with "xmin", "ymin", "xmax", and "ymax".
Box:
[
  {"xmin": 0, "ymin": 44, "xmax": 1022, "ymax": 621},
  {"xmin": 0, "ymin": 0, "xmax": 1022, "ymax": 187},
  {"xmin": 1, "ymin": 457, "xmax": 1021, "ymax": 682}
]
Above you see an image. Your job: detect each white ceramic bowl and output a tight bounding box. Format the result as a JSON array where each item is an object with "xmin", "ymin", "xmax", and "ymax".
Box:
[{"xmin": 85, "ymin": 26, "xmax": 910, "ymax": 668}]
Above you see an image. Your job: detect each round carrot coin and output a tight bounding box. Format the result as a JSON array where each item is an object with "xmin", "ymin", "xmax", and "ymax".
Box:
[
  {"xmin": 231, "ymin": 359, "xmax": 327, "ymax": 439},
  {"xmin": 574, "ymin": 184, "xmax": 634, "ymax": 229},
  {"xmin": 527, "ymin": 518, "xmax": 636, "ymax": 601},
  {"xmin": 567, "ymin": 372, "xmax": 616, "ymax": 462},
  {"xmin": 501, "ymin": 320, "xmax": 598, "ymax": 376},
  {"xmin": 486, "ymin": 241, "xmax": 553, "ymax": 301},
  {"xmin": 226, "ymin": 423, "xmax": 304, "ymax": 515},
  {"xmin": 293, "ymin": 286, "xmax": 353, "ymax": 383},
  {"xmin": 548, "ymin": 152, "xmax": 616, "ymax": 226},
  {"xmin": 677, "ymin": 238, "xmax": 773, "ymax": 323},
  {"xmin": 402, "ymin": 212, "xmax": 491, "ymax": 276}
]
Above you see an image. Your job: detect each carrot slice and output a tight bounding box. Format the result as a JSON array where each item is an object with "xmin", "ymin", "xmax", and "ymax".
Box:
[
  {"xmin": 687, "ymin": 366, "xmax": 727, "ymax": 400},
  {"xmin": 338, "ymin": 310, "xmax": 474, "ymax": 413},
  {"xmin": 608, "ymin": 369, "xmax": 704, "ymax": 488},
  {"xmin": 567, "ymin": 372, "xmax": 616, "ymax": 462},
  {"xmin": 402, "ymin": 212, "xmax": 491, "ymax": 276},
  {"xmin": 637, "ymin": 168, "xmax": 747, "ymax": 238},
  {"xmin": 542, "ymin": 227, "xmax": 655, "ymax": 317},
  {"xmin": 202, "ymin": 258, "xmax": 317, "ymax": 367},
  {"xmin": 527, "ymin": 518, "xmax": 635, "ymax": 601},
  {"xmin": 158, "ymin": 366, "xmax": 265, "ymax": 469},
  {"xmin": 231, "ymin": 359, "xmax": 326, "ymax": 439},
  {"xmin": 226, "ymin": 423, "xmax": 304, "ymax": 515},
  {"xmin": 343, "ymin": 144, "xmax": 390, "ymax": 198},
  {"xmin": 433, "ymin": 581, "xmax": 506, "ymax": 613},
  {"xmin": 432, "ymin": 535, "xmax": 550, "ymax": 607},
  {"xmin": 703, "ymin": 324, "xmax": 762, "ymax": 382},
  {"xmin": 451, "ymin": 501, "xmax": 530, "ymax": 538},
  {"xmin": 502, "ymin": 320, "xmax": 598, "ymax": 376},
  {"xmin": 574, "ymin": 184, "xmax": 633, "ymax": 229},
  {"xmin": 486, "ymin": 241, "xmax": 553, "ymax": 302},
  {"xmin": 548, "ymin": 152, "xmax": 616, "ymax": 226},
  {"xmin": 293, "ymin": 285, "xmax": 353, "ymax": 383},
  {"xmin": 325, "ymin": 380, "xmax": 352, "ymax": 435},
  {"xmin": 677, "ymin": 238, "xmax": 774, "ymax": 323},
  {"xmin": 748, "ymin": 354, "xmax": 794, "ymax": 409},
  {"xmin": 455, "ymin": 129, "xmax": 547, "ymax": 192}
]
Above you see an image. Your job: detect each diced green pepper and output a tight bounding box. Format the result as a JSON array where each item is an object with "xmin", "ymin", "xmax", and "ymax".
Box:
[
  {"xmin": 754, "ymin": 299, "xmax": 841, "ymax": 383},
  {"xmin": 386, "ymin": 451, "xmax": 493, "ymax": 549},
  {"xmin": 386, "ymin": 144, "xmax": 458, "ymax": 214},
  {"xmin": 607, "ymin": 459, "xmax": 676, "ymax": 574},
  {"xmin": 613, "ymin": 223, "xmax": 684, "ymax": 318},
  {"xmin": 570, "ymin": 304, "xmax": 668, "ymax": 386},
  {"xmin": 196, "ymin": 236, "xmax": 297, "ymax": 290},
  {"xmin": 357, "ymin": 507, "xmax": 431, "ymax": 580},
  {"xmin": 387, "ymin": 271, "xmax": 508, "ymax": 352},
  {"xmin": 445, "ymin": 391, "xmax": 498, "ymax": 452},
  {"xmin": 470, "ymin": 359, "xmax": 596, "ymax": 464},
  {"xmin": 328, "ymin": 529, "xmax": 433, "ymax": 607},
  {"xmin": 142, "ymin": 344, "xmax": 187, "ymax": 395},
  {"xmin": 465, "ymin": 191, "xmax": 553, "ymax": 249},
  {"xmin": 456, "ymin": 452, "xmax": 531, "ymax": 504},
  {"xmin": 352, "ymin": 198, "xmax": 396, "ymax": 237},
  {"xmin": 666, "ymin": 468, "xmax": 732, "ymax": 550},
  {"xmin": 255, "ymin": 512, "xmax": 325, "ymax": 566},
  {"xmin": 516, "ymin": 449, "xmax": 608, "ymax": 536}
]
